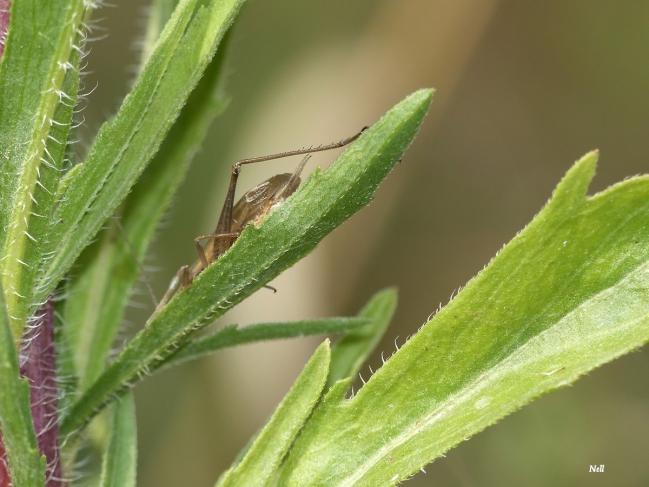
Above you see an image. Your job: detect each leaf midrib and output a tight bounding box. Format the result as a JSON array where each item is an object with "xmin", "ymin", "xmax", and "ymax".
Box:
[
  {"xmin": 335, "ymin": 253, "xmax": 649, "ymax": 487},
  {"xmin": 502, "ymin": 198, "xmax": 648, "ymax": 358}
]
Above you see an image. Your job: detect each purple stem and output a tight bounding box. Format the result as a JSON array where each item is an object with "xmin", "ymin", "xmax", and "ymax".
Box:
[
  {"xmin": 0, "ymin": 0, "xmax": 7, "ymax": 479},
  {"xmin": 20, "ymin": 300, "xmax": 64, "ymax": 486},
  {"xmin": 0, "ymin": 0, "xmax": 10, "ymax": 58},
  {"xmin": 0, "ymin": 435, "xmax": 9, "ymax": 487}
]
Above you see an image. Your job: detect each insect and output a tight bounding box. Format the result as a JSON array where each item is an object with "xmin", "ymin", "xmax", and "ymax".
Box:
[{"xmin": 155, "ymin": 127, "xmax": 368, "ymax": 312}]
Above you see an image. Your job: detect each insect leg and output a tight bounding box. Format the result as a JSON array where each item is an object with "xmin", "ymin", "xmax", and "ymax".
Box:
[
  {"xmin": 209, "ymin": 128, "xmax": 368, "ymax": 262},
  {"xmin": 194, "ymin": 232, "xmax": 239, "ymax": 268},
  {"xmin": 148, "ymin": 264, "xmax": 190, "ymax": 325}
]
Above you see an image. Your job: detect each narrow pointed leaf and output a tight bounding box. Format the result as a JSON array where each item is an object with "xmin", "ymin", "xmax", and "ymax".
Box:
[
  {"xmin": 99, "ymin": 393, "xmax": 137, "ymax": 487},
  {"xmin": 0, "ymin": 282, "xmax": 45, "ymax": 486},
  {"xmin": 59, "ymin": 89, "xmax": 433, "ymax": 436},
  {"xmin": 80, "ymin": 30, "xmax": 232, "ymax": 390},
  {"xmin": 279, "ymin": 152, "xmax": 649, "ymax": 485},
  {"xmin": 328, "ymin": 287, "xmax": 398, "ymax": 388},
  {"xmin": 62, "ymin": 28, "xmax": 231, "ymax": 392},
  {"xmin": 217, "ymin": 341, "xmax": 330, "ymax": 487},
  {"xmin": 55, "ymin": 162, "xmax": 83, "ymax": 202},
  {"xmin": 12, "ymin": 50, "xmax": 80, "ymax": 348},
  {"xmin": 0, "ymin": 0, "xmax": 86, "ymax": 337},
  {"xmin": 163, "ymin": 317, "xmax": 369, "ymax": 368},
  {"xmin": 61, "ymin": 223, "xmax": 120, "ymax": 390},
  {"xmin": 141, "ymin": 0, "xmax": 179, "ymax": 67},
  {"xmin": 39, "ymin": 0, "xmax": 198, "ymax": 300},
  {"xmin": 38, "ymin": 0, "xmax": 245, "ymax": 304},
  {"xmin": 46, "ymin": 0, "xmax": 196, "ymax": 237}
]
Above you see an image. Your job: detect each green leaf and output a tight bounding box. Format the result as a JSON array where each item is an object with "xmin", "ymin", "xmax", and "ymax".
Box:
[
  {"xmin": 19, "ymin": 51, "xmax": 80, "ymax": 345},
  {"xmin": 0, "ymin": 282, "xmax": 46, "ymax": 486},
  {"xmin": 61, "ymin": 222, "xmax": 120, "ymax": 390},
  {"xmin": 0, "ymin": 0, "xmax": 86, "ymax": 338},
  {"xmin": 216, "ymin": 341, "xmax": 330, "ymax": 487},
  {"xmin": 55, "ymin": 162, "xmax": 83, "ymax": 203},
  {"xmin": 38, "ymin": 0, "xmax": 245, "ymax": 305},
  {"xmin": 328, "ymin": 288, "xmax": 398, "ymax": 389},
  {"xmin": 99, "ymin": 392, "xmax": 137, "ymax": 487},
  {"xmin": 141, "ymin": 0, "xmax": 180, "ymax": 67},
  {"xmin": 66, "ymin": 28, "xmax": 232, "ymax": 391},
  {"xmin": 58, "ymin": 89, "xmax": 433, "ymax": 436},
  {"xmin": 279, "ymin": 151, "xmax": 649, "ymax": 485},
  {"xmin": 54, "ymin": 296, "xmax": 78, "ymax": 410},
  {"xmin": 39, "ymin": 0, "xmax": 198, "ymax": 301},
  {"xmin": 163, "ymin": 317, "xmax": 370, "ymax": 368},
  {"xmin": 78, "ymin": 29, "xmax": 232, "ymax": 388}
]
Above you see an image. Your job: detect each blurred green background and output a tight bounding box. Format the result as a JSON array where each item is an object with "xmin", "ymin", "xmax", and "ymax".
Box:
[{"xmin": 82, "ymin": 1, "xmax": 649, "ymax": 485}]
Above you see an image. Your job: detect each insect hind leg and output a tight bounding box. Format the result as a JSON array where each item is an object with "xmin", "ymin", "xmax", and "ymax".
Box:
[
  {"xmin": 194, "ymin": 232, "xmax": 240, "ymax": 269},
  {"xmin": 156, "ymin": 265, "xmax": 189, "ymax": 311}
]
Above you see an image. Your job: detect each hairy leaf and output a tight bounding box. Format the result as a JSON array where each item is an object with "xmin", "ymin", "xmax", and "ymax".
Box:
[
  {"xmin": 164, "ymin": 317, "xmax": 369, "ymax": 369},
  {"xmin": 59, "ymin": 89, "xmax": 433, "ymax": 436},
  {"xmin": 217, "ymin": 341, "xmax": 330, "ymax": 487},
  {"xmin": 328, "ymin": 288, "xmax": 398, "ymax": 388},
  {"xmin": 69, "ymin": 25, "xmax": 232, "ymax": 391},
  {"xmin": 38, "ymin": 0, "xmax": 245, "ymax": 304},
  {"xmin": 0, "ymin": 0, "xmax": 86, "ymax": 337},
  {"xmin": 99, "ymin": 393, "xmax": 137, "ymax": 487},
  {"xmin": 280, "ymin": 152, "xmax": 649, "ymax": 485}
]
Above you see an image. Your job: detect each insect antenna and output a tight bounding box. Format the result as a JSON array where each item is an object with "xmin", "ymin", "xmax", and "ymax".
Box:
[{"xmin": 236, "ymin": 126, "xmax": 368, "ymax": 167}]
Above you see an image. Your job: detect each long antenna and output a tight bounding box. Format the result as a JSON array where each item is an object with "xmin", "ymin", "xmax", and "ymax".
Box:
[{"xmin": 236, "ymin": 126, "xmax": 368, "ymax": 167}]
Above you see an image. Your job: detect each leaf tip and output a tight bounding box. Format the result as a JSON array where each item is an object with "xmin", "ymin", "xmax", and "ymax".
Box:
[
  {"xmin": 374, "ymin": 286, "xmax": 399, "ymax": 305},
  {"xmin": 312, "ymin": 339, "xmax": 331, "ymax": 365},
  {"xmin": 549, "ymin": 150, "xmax": 599, "ymax": 209},
  {"xmin": 408, "ymin": 88, "xmax": 435, "ymax": 111},
  {"xmin": 324, "ymin": 376, "xmax": 353, "ymax": 403}
]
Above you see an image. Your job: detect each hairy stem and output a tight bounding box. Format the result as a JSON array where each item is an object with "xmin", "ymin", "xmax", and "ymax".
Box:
[{"xmin": 20, "ymin": 300, "xmax": 62, "ymax": 486}]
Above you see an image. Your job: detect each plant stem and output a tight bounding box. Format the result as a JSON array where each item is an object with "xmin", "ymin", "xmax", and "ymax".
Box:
[
  {"xmin": 0, "ymin": 434, "xmax": 8, "ymax": 487},
  {"xmin": 0, "ymin": 0, "xmax": 9, "ymax": 58},
  {"xmin": 20, "ymin": 299, "xmax": 62, "ymax": 486}
]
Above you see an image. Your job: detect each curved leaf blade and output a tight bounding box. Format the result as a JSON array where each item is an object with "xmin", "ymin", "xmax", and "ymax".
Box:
[
  {"xmin": 71, "ymin": 25, "xmax": 232, "ymax": 392},
  {"xmin": 163, "ymin": 317, "xmax": 369, "ymax": 369},
  {"xmin": 59, "ymin": 89, "xmax": 434, "ymax": 436},
  {"xmin": 0, "ymin": 0, "xmax": 86, "ymax": 337},
  {"xmin": 38, "ymin": 0, "xmax": 197, "ymax": 302},
  {"xmin": 99, "ymin": 392, "xmax": 137, "ymax": 487},
  {"xmin": 38, "ymin": 0, "xmax": 245, "ymax": 303},
  {"xmin": 279, "ymin": 152, "xmax": 649, "ymax": 485},
  {"xmin": 216, "ymin": 341, "xmax": 330, "ymax": 487},
  {"xmin": 327, "ymin": 287, "xmax": 398, "ymax": 388}
]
